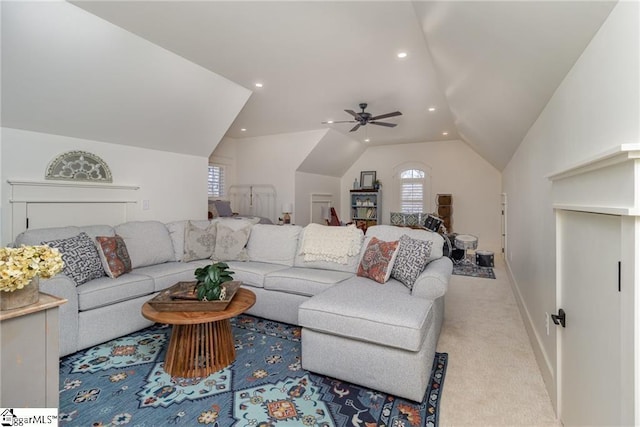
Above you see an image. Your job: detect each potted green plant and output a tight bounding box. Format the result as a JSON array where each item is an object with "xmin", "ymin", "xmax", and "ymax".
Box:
[{"xmin": 194, "ymin": 262, "xmax": 235, "ymax": 301}]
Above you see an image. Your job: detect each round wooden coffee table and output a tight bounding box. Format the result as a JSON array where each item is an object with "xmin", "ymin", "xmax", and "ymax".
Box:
[{"xmin": 141, "ymin": 288, "xmax": 256, "ymax": 378}]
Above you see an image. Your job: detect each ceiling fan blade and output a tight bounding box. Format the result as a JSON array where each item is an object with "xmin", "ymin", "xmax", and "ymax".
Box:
[
  {"xmin": 370, "ymin": 121, "xmax": 397, "ymax": 128},
  {"xmin": 370, "ymin": 111, "xmax": 402, "ymax": 121},
  {"xmin": 345, "ymin": 109, "xmax": 361, "ymax": 119},
  {"xmin": 322, "ymin": 120, "xmax": 357, "ymax": 124},
  {"xmin": 349, "ymin": 123, "xmax": 361, "ymax": 132}
]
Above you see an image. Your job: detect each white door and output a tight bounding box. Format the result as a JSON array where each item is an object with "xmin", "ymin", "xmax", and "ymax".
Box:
[{"xmin": 557, "ymin": 210, "xmax": 622, "ymax": 426}]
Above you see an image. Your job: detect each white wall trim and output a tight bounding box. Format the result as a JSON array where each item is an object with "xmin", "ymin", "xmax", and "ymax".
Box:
[
  {"xmin": 7, "ymin": 179, "xmax": 139, "ymax": 240},
  {"xmin": 547, "ymin": 143, "xmax": 640, "ymax": 215},
  {"xmin": 7, "ymin": 179, "xmax": 139, "ymax": 191},
  {"xmin": 506, "ymin": 258, "xmax": 558, "ymax": 415},
  {"xmin": 547, "ymin": 143, "xmax": 640, "ymax": 181}
]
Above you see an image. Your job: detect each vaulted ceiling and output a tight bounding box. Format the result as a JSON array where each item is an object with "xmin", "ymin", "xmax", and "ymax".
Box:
[{"xmin": 2, "ymin": 1, "xmax": 616, "ymax": 170}]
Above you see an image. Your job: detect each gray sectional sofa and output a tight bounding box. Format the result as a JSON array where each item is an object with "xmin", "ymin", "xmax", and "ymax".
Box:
[{"xmin": 15, "ymin": 219, "xmax": 452, "ymax": 402}]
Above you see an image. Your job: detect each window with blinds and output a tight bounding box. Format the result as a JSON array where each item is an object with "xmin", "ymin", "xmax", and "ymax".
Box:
[
  {"xmin": 208, "ymin": 165, "xmax": 225, "ymax": 198},
  {"xmin": 400, "ymin": 169, "xmax": 425, "ymax": 213}
]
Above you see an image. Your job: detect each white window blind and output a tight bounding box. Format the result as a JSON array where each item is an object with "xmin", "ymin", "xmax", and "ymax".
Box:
[
  {"xmin": 208, "ymin": 165, "xmax": 225, "ymax": 198},
  {"xmin": 400, "ymin": 169, "xmax": 425, "ymax": 213}
]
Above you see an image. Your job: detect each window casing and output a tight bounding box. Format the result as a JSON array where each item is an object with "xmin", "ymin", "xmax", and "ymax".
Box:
[
  {"xmin": 400, "ymin": 169, "xmax": 425, "ymax": 213},
  {"xmin": 208, "ymin": 165, "xmax": 225, "ymax": 198}
]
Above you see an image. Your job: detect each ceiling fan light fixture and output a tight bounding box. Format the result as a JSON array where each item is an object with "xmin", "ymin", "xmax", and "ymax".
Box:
[
  {"xmin": 255, "ymin": 82, "xmax": 263, "ymax": 88},
  {"xmin": 397, "ymin": 52, "xmax": 408, "ymax": 59},
  {"xmin": 442, "ymin": 131, "xmax": 449, "ymax": 136},
  {"xmin": 428, "ymin": 107, "xmax": 436, "ymax": 112},
  {"xmin": 323, "ymin": 103, "xmax": 402, "ymax": 132},
  {"xmin": 240, "ymin": 128, "xmax": 247, "ymax": 132},
  {"xmin": 364, "ymin": 138, "xmax": 371, "ymax": 142}
]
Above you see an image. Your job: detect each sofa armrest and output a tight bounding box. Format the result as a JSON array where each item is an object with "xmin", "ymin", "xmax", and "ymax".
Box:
[
  {"xmin": 40, "ymin": 274, "xmax": 79, "ymax": 356},
  {"xmin": 411, "ymin": 256, "xmax": 453, "ymax": 301}
]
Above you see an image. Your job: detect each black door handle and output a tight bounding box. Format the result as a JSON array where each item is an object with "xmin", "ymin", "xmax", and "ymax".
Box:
[{"xmin": 551, "ymin": 309, "xmax": 566, "ymax": 328}]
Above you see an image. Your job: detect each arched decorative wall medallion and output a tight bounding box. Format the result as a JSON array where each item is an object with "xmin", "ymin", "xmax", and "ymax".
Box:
[{"xmin": 45, "ymin": 151, "xmax": 112, "ymax": 183}]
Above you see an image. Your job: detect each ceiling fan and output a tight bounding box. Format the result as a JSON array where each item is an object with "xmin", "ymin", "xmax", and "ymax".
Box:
[{"xmin": 323, "ymin": 103, "xmax": 402, "ymax": 132}]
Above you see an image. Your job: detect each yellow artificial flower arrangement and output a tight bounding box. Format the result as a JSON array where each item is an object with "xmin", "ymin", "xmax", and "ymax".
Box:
[{"xmin": 0, "ymin": 245, "xmax": 64, "ymax": 292}]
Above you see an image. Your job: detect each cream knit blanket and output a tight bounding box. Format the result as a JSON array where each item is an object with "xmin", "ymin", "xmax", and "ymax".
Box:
[{"xmin": 299, "ymin": 223, "xmax": 363, "ymax": 264}]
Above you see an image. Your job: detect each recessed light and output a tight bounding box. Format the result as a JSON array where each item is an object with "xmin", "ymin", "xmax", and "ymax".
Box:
[
  {"xmin": 364, "ymin": 138, "xmax": 371, "ymax": 142},
  {"xmin": 240, "ymin": 128, "xmax": 247, "ymax": 132},
  {"xmin": 255, "ymin": 83, "xmax": 263, "ymax": 88},
  {"xmin": 397, "ymin": 52, "xmax": 408, "ymax": 59},
  {"xmin": 442, "ymin": 131, "xmax": 449, "ymax": 136},
  {"xmin": 428, "ymin": 107, "xmax": 436, "ymax": 112}
]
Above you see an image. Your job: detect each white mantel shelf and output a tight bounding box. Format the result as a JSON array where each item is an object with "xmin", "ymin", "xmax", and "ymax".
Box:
[
  {"xmin": 548, "ymin": 143, "xmax": 640, "ymax": 216},
  {"xmin": 7, "ymin": 179, "xmax": 140, "ymax": 190}
]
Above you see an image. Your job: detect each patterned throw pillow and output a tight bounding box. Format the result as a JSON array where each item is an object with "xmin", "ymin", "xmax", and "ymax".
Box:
[
  {"xmin": 95, "ymin": 235, "xmax": 132, "ymax": 278},
  {"xmin": 357, "ymin": 237, "xmax": 399, "ymax": 284},
  {"xmin": 183, "ymin": 221, "xmax": 217, "ymax": 262},
  {"xmin": 391, "ymin": 234, "xmax": 433, "ymax": 290},
  {"xmin": 43, "ymin": 232, "xmax": 105, "ymax": 285},
  {"xmin": 213, "ymin": 222, "xmax": 251, "ymax": 261}
]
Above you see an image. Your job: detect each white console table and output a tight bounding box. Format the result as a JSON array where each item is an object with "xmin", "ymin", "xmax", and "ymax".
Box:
[{"xmin": 0, "ymin": 293, "xmax": 66, "ymax": 408}]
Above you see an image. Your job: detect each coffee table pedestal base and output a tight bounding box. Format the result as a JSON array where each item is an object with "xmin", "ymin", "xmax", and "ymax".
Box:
[{"xmin": 164, "ymin": 319, "xmax": 234, "ymax": 378}]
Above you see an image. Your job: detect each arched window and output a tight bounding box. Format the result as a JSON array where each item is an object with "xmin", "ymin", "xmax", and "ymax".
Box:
[{"xmin": 400, "ymin": 168, "xmax": 426, "ymax": 213}]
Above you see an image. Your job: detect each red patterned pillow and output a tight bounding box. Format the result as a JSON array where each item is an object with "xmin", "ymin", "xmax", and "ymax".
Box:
[
  {"xmin": 96, "ymin": 235, "xmax": 132, "ymax": 278},
  {"xmin": 357, "ymin": 237, "xmax": 399, "ymax": 283}
]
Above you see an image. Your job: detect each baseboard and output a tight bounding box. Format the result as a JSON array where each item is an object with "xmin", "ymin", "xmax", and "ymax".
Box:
[{"xmin": 505, "ymin": 259, "xmax": 558, "ymax": 416}]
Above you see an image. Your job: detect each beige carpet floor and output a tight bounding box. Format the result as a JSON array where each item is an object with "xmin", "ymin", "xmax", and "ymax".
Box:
[{"xmin": 437, "ymin": 257, "xmax": 560, "ymax": 427}]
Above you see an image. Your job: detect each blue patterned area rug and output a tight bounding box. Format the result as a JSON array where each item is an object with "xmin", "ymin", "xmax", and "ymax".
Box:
[
  {"xmin": 58, "ymin": 315, "xmax": 448, "ymax": 427},
  {"xmin": 452, "ymin": 256, "xmax": 496, "ymax": 279}
]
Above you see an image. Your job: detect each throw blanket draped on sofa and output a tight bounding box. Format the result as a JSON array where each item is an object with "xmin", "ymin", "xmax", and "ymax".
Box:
[{"xmin": 299, "ymin": 224, "xmax": 363, "ymax": 264}]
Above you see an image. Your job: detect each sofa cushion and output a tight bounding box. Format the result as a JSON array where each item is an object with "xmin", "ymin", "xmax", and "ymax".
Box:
[
  {"xmin": 213, "ymin": 221, "xmax": 251, "ymax": 261},
  {"xmin": 17, "ymin": 226, "xmax": 80, "ymax": 246},
  {"xmin": 391, "ymin": 235, "xmax": 433, "ymax": 290},
  {"xmin": 340, "ymin": 275, "xmax": 411, "ymax": 295},
  {"xmin": 183, "ymin": 221, "xmax": 217, "ymax": 262},
  {"xmin": 43, "ymin": 232, "xmax": 105, "ymax": 285},
  {"xmin": 298, "ymin": 281, "xmax": 433, "ymax": 352},
  {"xmin": 77, "ymin": 273, "xmax": 155, "ymax": 311},
  {"xmin": 166, "ymin": 220, "xmax": 212, "ymax": 261},
  {"xmin": 134, "ymin": 262, "xmax": 201, "ymax": 292},
  {"xmin": 225, "ymin": 261, "xmax": 289, "ymax": 288},
  {"xmin": 264, "ymin": 267, "xmax": 353, "ymax": 297},
  {"xmin": 15, "ymin": 224, "xmax": 115, "ymax": 246},
  {"xmin": 247, "ymin": 224, "xmax": 302, "ymax": 266},
  {"xmin": 115, "ymin": 221, "xmax": 175, "ymax": 269},
  {"xmin": 357, "ymin": 237, "xmax": 399, "ymax": 283},
  {"xmin": 95, "ymin": 235, "xmax": 132, "ymax": 278}
]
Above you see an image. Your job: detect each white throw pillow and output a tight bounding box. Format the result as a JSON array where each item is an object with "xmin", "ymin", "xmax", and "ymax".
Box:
[
  {"xmin": 213, "ymin": 222, "xmax": 251, "ymax": 262},
  {"xmin": 183, "ymin": 221, "xmax": 217, "ymax": 262}
]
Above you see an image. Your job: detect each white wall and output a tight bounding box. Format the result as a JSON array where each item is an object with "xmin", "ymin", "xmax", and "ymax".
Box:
[
  {"xmin": 3, "ymin": 1, "xmax": 250, "ymax": 158},
  {"xmin": 295, "ymin": 172, "xmax": 342, "ymax": 226},
  {"xmin": 1, "ymin": 128, "xmax": 209, "ymax": 243},
  {"xmin": 212, "ymin": 130, "xmax": 324, "ymax": 224},
  {"xmin": 341, "ymin": 140, "xmax": 503, "ymax": 252},
  {"xmin": 502, "ymin": 1, "xmax": 639, "ymax": 409}
]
